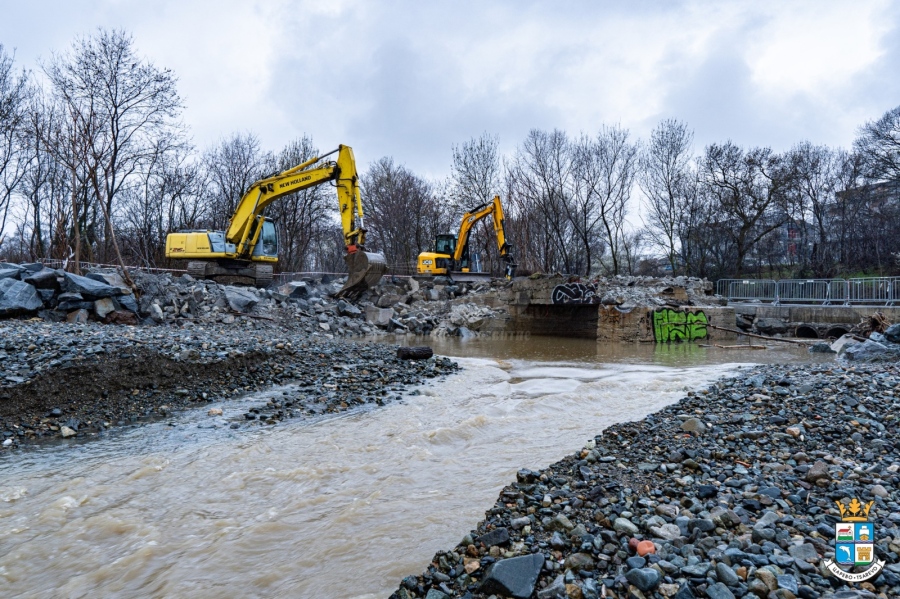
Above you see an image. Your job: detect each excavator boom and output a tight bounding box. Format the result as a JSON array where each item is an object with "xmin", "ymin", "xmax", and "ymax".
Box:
[
  {"xmin": 416, "ymin": 195, "xmax": 516, "ymax": 279},
  {"xmin": 166, "ymin": 144, "xmax": 385, "ymax": 296}
]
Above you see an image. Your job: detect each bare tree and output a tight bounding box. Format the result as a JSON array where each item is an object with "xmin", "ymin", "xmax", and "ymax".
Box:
[
  {"xmin": 855, "ymin": 105, "xmax": 900, "ymax": 184},
  {"xmin": 639, "ymin": 119, "xmax": 695, "ymax": 274},
  {"xmin": 43, "ymin": 29, "xmax": 183, "ymax": 277},
  {"xmin": 506, "ymin": 129, "xmax": 576, "ymax": 274},
  {"xmin": 0, "ymin": 45, "xmax": 31, "ymax": 247},
  {"xmin": 199, "ymin": 132, "xmax": 268, "ymax": 230},
  {"xmin": 585, "ymin": 125, "xmax": 639, "ymax": 275},
  {"xmin": 363, "ymin": 157, "xmax": 450, "ymax": 273},
  {"xmin": 698, "ymin": 143, "xmax": 794, "ymax": 276}
]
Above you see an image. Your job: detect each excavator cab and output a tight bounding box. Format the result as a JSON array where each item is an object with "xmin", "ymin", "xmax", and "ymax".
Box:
[
  {"xmin": 252, "ymin": 219, "xmax": 279, "ymax": 258},
  {"xmin": 434, "ymin": 234, "xmax": 456, "ymax": 255}
]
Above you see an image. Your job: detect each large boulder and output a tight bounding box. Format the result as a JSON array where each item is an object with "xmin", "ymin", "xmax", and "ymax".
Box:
[
  {"xmin": 365, "ymin": 306, "xmax": 393, "ymax": 327},
  {"xmin": 63, "ymin": 272, "xmax": 124, "ymax": 299},
  {"xmin": 116, "ymin": 294, "xmax": 140, "ymax": 313},
  {"xmin": 479, "ymin": 553, "xmax": 545, "ymax": 599},
  {"xmin": 94, "ymin": 298, "xmax": 116, "ymax": 319},
  {"xmin": 23, "ymin": 268, "xmax": 62, "ymax": 290},
  {"xmin": 0, "ymin": 280, "xmax": 43, "ymax": 315},
  {"xmin": 841, "ymin": 339, "xmax": 899, "ymax": 362},
  {"xmin": 0, "ymin": 267, "xmax": 22, "ymax": 281},
  {"xmin": 885, "ymin": 323, "xmax": 900, "ymax": 344},
  {"xmin": 278, "ymin": 281, "xmax": 309, "ymax": 299},
  {"xmin": 755, "ymin": 318, "xmax": 788, "ymax": 335},
  {"xmin": 86, "ymin": 271, "xmax": 131, "ymax": 294},
  {"xmin": 224, "ymin": 286, "xmax": 258, "ymax": 312}
]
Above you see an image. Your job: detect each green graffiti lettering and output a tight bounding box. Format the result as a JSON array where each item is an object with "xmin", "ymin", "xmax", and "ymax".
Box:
[{"xmin": 651, "ymin": 309, "xmax": 708, "ymax": 343}]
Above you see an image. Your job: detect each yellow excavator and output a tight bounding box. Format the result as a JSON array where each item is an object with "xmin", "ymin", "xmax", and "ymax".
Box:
[
  {"xmin": 416, "ymin": 195, "xmax": 516, "ymax": 281},
  {"xmin": 165, "ymin": 144, "xmax": 386, "ymax": 298}
]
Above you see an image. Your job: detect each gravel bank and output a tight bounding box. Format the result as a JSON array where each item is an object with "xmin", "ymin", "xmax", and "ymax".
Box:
[
  {"xmin": 0, "ymin": 319, "xmax": 458, "ymax": 450},
  {"xmin": 391, "ymin": 362, "xmax": 900, "ymax": 599}
]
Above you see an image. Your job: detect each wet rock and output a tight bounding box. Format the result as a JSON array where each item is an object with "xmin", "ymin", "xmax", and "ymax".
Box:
[
  {"xmin": 885, "ymin": 323, "xmax": 900, "ymax": 344},
  {"xmin": 66, "ymin": 309, "xmax": 89, "ymax": 324},
  {"xmin": 477, "ymin": 527, "xmax": 510, "ymax": 547},
  {"xmin": 756, "ymin": 318, "xmax": 788, "ymax": 334},
  {"xmin": 809, "ymin": 342, "xmax": 836, "ymax": 353},
  {"xmin": 63, "ymin": 272, "xmax": 122, "ymax": 299},
  {"xmin": 625, "ymin": 568, "xmax": 660, "ymax": 592},
  {"xmin": 0, "ymin": 281, "xmax": 43, "ymax": 315},
  {"xmin": 479, "ymin": 553, "xmax": 544, "ymax": 599},
  {"xmin": 365, "ymin": 306, "xmax": 393, "ymax": 327},
  {"xmin": 224, "ymin": 286, "xmax": 258, "ymax": 312},
  {"xmin": 60, "ymin": 426, "xmax": 76, "ymax": 438},
  {"xmin": 680, "ymin": 417, "xmax": 707, "ymax": 434}
]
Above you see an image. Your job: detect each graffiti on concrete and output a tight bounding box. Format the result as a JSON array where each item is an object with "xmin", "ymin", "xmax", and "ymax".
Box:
[
  {"xmin": 651, "ymin": 308, "xmax": 708, "ymax": 343},
  {"xmin": 551, "ymin": 283, "xmax": 600, "ymax": 305},
  {"xmin": 600, "ymin": 306, "xmax": 623, "ymax": 325}
]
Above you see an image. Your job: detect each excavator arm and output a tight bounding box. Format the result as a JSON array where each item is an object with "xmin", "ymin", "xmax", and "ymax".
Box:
[
  {"xmin": 167, "ymin": 144, "xmax": 384, "ymax": 297},
  {"xmin": 226, "ymin": 145, "xmax": 368, "ymax": 256},
  {"xmin": 453, "ymin": 196, "xmax": 516, "ymax": 278}
]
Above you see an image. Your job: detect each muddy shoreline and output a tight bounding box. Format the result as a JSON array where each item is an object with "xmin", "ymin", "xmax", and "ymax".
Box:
[
  {"xmin": 390, "ymin": 361, "xmax": 900, "ymax": 599},
  {"xmin": 0, "ymin": 319, "xmax": 458, "ymax": 451}
]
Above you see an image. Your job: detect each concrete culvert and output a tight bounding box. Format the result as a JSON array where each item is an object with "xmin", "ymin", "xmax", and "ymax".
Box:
[
  {"xmin": 795, "ymin": 325, "xmax": 819, "ymax": 339},
  {"xmin": 825, "ymin": 326, "xmax": 850, "ymax": 340}
]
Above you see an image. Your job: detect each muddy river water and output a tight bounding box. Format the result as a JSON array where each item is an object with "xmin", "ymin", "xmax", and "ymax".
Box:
[{"xmin": 0, "ymin": 338, "xmax": 832, "ymax": 598}]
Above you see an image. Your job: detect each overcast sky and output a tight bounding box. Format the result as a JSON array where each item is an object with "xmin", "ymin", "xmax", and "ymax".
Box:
[{"xmin": 2, "ymin": 0, "xmax": 899, "ymax": 178}]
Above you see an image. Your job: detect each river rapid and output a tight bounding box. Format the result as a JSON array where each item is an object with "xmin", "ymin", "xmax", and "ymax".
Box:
[{"xmin": 0, "ymin": 339, "xmax": 831, "ymax": 598}]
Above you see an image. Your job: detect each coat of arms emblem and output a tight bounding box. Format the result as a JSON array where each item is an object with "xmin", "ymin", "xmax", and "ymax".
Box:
[{"xmin": 824, "ymin": 498, "xmax": 885, "ymax": 582}]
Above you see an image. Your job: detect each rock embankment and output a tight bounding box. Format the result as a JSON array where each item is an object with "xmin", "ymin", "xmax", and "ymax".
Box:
[
  {"xmin": 0, "ymin": 319, "xmax": 458, "ymax": 450},
  {"xmin": 391, "ymin": 362, "xmax": 900, "ymax": 599}
]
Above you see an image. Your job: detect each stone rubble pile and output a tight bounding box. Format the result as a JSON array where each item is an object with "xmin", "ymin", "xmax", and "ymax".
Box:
[
  {"xmin": 832, "ymin": 325, "xmax": 900, "ymax": 363},
  {"xmin": 0, "ymin": 262, "xmax": 140, "ymax": 324},
  {"xmin": 584, "ymin": 275, "xmax": 721, "ymax": 308},
  {"xmin": 392, "ymin": 362, "xmax": 900, "ymax": 599},
  {"xmin": 0, "ymin": 263, "xmax": 722, "ymax": 340}
]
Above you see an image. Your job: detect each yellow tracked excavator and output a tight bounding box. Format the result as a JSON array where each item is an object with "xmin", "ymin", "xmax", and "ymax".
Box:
[
  {"xmin": 165, "ymin": 144, "xmax": 386, "ymax": 298},
  {"xmin": 416, "ymin": 195, "xmax": 515, "ymax": 281}
]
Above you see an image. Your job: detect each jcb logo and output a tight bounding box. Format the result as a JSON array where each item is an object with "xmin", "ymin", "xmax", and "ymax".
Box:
[
  {"xmin": 170, "ymin": 248, "xmax": 185, "ymax": 253},
  {"xmin": 422, "ymin": 259, "xmax": 433, "ymax": 265}
]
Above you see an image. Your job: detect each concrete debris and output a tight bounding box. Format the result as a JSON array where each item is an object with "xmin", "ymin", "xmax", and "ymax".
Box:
[{"xmin": 0, "ymin": 264, "xmax": 727, "ymax": 341}]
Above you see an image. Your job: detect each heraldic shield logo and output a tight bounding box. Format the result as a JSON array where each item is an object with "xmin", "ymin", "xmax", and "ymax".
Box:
[{"xmin": 824, "ymin": 498, "xmax": 885, "ymax": 582}]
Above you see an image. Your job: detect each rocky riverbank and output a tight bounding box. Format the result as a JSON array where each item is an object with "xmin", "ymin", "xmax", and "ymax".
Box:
[
  {"xmin": 0, "ymin": 319, "xmax": 458, "ymax": 450},
  {"xmin": 391, "ymin": 361, "xmax": 900, "ymax": 599}
]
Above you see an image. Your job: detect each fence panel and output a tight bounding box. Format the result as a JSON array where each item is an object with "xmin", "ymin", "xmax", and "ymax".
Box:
[
  {"xmin": 847, "ymin": 278, "xmax": 899, "ymax": 306},
  {"xmin": 717, "ymin": 276, "xmax": 899, "ymax": 306},
  {"xmin": 775, "ymin": 279, "xmax": 848, "ymax": 305},
  {"xmin": 718, "ymin": 279, "xmax": 777, "ymax": 302}
]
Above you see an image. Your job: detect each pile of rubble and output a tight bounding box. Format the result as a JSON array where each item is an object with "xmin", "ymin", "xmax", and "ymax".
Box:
[
  {"xmin": 0, "ymin": 262, "xmax": 140, "ymax": 324},
  {"xmin": 830, "ymin": 324, "xmax": 900, "ymax": 362},
  {"xmin": 579, "ymin": 275, "xmax": 721, "ymax": 308},
  {"xmin": 0, "ymin": 261, "xmax": 507, "ymax": 339},
  {"xmin": 0, "ymin": 263, "xmax": 722, "ymax": 340}
]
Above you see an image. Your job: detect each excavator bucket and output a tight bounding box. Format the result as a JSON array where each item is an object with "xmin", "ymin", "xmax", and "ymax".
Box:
[{"xmin": 336, "ymin": 250, "xmax": 387, "ymax": 300}]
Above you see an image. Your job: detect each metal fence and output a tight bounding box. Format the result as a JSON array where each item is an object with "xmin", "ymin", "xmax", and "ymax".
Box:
[{"xmin": 717, "ymin": 277, "xmax": 900, "ymax": 306}]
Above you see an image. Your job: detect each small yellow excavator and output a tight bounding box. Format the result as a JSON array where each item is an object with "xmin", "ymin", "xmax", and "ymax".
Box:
[
  {"xmin": 416, "ymin": 195, "xmax": 516, "ymax": 281},
  {"xmin": 165, "ymin": 144, "xmax": 386, "ymax": 298}
]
